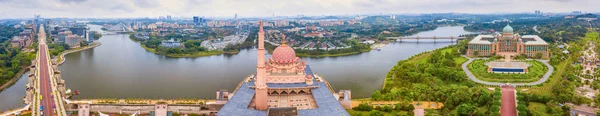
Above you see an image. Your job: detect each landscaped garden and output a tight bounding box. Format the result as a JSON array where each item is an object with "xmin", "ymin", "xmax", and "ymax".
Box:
[{"xmin": 467, "ymin": 59, "xmax": 548, "ymax": 83}]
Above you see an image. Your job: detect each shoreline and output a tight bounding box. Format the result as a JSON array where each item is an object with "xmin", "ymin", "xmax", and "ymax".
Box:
[
  {"xmin": 138, "ymin": 43, "xmax": 225, "ymax": 58},
  {"xmin": 130, "ymin": 35, "xmax": 226, "ymax": 58},
  {"xmin": 380, "ymin": 44, "xmax": 456, "ymax": 90},
  {"xmin": 0, "ymin": 67, "xmax": 30, "ymax": 92},
  {"xmin": 296, "ymin": 51, "xmax": 366, "ymax": 57},
  {"xmin": 55, "ymin": 42, "xmax": 102, "ymax": 66},
  {"xmin": 294, "ymin": 45, "xmax": 377, "ymax": 57},
  {"xmin": 130, "ymin": 33, "xmax": 377, "ymax": 58}
]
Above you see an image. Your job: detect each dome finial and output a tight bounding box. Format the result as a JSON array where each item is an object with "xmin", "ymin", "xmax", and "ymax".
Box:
[
  {"xmin": 259, "ymin": 20, "xmax": 264, "ymax": 33},
  {"xmin": 281, "ymin": 34, "xmax": 287, "ymax": 46}
]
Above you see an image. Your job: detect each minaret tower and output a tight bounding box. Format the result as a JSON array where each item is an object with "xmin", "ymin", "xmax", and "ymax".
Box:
[{"xmin": 255, "ymin": 20, "xmax": 269, "ymax": 110}]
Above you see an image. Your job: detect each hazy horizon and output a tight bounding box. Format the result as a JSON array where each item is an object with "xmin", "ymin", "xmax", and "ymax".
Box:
[{"xmin": 0, "ymin": 0, "xmax": 599, "ymax": 19}]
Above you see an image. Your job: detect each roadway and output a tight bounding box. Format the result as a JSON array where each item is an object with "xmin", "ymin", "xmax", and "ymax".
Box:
[
  {"xmin": 35, "ymin": 25, "xmax": 66, "ymax": 116},
  {"xmin": 38, "ymin": 25, "xmax": 54, "ymax": 116},
  {"xmin": 461, "ymin": 56, "xmax": 554, "ymax": 86}
]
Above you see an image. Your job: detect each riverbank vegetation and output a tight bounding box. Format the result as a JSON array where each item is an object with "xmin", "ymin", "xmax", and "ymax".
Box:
[
  {"xmin": 294, "ymin": 40, "xmax": 371, "ymax": 57},
  {"xmin": 467, "ymin": 59, "xmax": 548, "ymax": 83},
  {"xmin": 0, "ymin": 25, "xmax": 36, "ymax": 87},
  {"xmin": 359, "ymin": 25, "xmax": 594, "ymax": 115},
  {"xmin": 352, "ymin": 38, "xmax": 513, "ymax": 115},
  {"xmin": 130, "ymin": 31, "xmax": 256, "ymax": 57}
]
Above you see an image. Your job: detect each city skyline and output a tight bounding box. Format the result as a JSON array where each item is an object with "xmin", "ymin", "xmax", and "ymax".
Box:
[{"xmin": 0, "ymin": 0, "xmax": 599, "ymax": 19}]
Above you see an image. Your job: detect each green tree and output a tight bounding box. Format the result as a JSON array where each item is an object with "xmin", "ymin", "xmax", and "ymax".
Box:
[
  {"xmin": 353, "ymin": 103, "xmax": 373, "ymax": 111},
  {"xmin": 382, "ymin": 105, "xmax": 393, "ymax": 112},
  {"xmin": 456, "ymin": 103, "xmax": 476, "ymax": 116},
  {"xmin": 369, "ymin": 110, "xmax": 384, "ymax": 116},
  {"xmin": 372, "ymin": 90, "xmax": 382, "ymax": 101}
]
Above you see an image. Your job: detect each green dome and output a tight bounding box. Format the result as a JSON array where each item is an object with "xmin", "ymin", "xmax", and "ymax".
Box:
[{"xmin": 503, "ymin": 24, "xmax": 513, "ymax": 33}]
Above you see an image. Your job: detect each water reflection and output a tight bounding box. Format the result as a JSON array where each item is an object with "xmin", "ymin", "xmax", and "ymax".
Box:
[{"xmin": 56, "ymin": 26, "xmax": 470, "ymax": 99}]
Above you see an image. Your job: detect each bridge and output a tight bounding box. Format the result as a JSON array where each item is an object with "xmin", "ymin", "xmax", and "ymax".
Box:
[
  {"xmin": 387, "ymin": 36, "xmax": 466, "ymax": 43},
  {"xmin": 31, "ymin": 25, "xmax": 67, "ymax": 116}
]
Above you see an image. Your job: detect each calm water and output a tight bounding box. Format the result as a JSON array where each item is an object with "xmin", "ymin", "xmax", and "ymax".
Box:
[
  {"xmin": 0, "ymin": 72, "xmax": 29, "ymax": 111},
  {"xmin": 0, "ymin": 26, "xmax": 471, "ymax": 111}
]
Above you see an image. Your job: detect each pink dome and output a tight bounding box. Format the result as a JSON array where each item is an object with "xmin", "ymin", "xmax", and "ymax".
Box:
[{"xmin": 271, "ymin": 45, "xmax": 297, "ymax": 63}]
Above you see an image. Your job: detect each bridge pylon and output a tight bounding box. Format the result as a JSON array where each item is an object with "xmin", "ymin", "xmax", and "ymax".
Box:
[{"xmin": 416, "ymin": 36, "xmax": 419, "ymax": 43}]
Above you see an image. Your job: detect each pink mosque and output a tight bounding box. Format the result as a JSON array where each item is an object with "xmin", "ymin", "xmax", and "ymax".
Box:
[{"xmin": 217, "ymin": 21, "xmax": 351, "ymax": 116}]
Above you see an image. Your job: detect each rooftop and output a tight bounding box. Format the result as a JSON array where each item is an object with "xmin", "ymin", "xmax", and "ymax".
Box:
[
  {"xmin": 468, "ymin": 35, "xmax": 494, "ymax": 44},
  {"xmin": 217, "ymin": 65, "xmax": 349, "ymax": 116},
  {"xmin": 267, "ymin": 107, "xmax": 298, "ymax": 116},
  {"xmin": 468, "ymin": 35, "xmax": 548, "ymax": 45},
  {"xmin": 521, "ymin": 35, "xmax": 549, "ymax": 45}
]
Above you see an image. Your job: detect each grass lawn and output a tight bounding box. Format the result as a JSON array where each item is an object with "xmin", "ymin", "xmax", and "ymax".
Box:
[
  {"xmin": 477, "ymin": 106, "xmax": 489, "ymax": 114},
  {"xmin": 528, "ymin": 102, "xmax": 550, "ymax": 116},
  {"xmin": 527, "ymin": 57, "xmax": 571, "ymax": 96},
  {"xmin": 467, "ymin": 59, "xmax": 548, "ymax": 83},
  {"xmin": 454, "ymin": 56, "xmax": 468, "ymax": 65},
  {"xmin": 583, "ymin": 31, "xmax": 599, "ymax": 42},
  {"xmin": 347, "ymin": 109, "xmax": 409, "ymax": 116},
  {"xmin": 424, "ymin": 109, "xmax": 443, "ymax": 116}
]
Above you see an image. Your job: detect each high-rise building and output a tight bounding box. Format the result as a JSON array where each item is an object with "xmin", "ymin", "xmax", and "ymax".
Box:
[
  {"xmin": 193, "ymin": 16, "xmax": 199, "ymax": 24},
  {"xmin": 534, "ymin": 10, "xmax": 542, "ymax": 15},
  {"xmin": 166, "ymin": 15, "xmax": 172, "ymax": 20},
  {"xmin": 66, "ymin": 35, "xmax": 82, "ymax": 48},
  {"xmin": 234, "ymin": 13, "xmax": 238, "ymax": 20},
  {"xmin": 57, "ymin": 30, "xmax": 72, "ymax": 43},
  {"xmin": 274, "ymin": 20, "xmax": 289, "ymax": 27},
  {"xmin": 69, "ymin": 27, "xmax": 87, "ymax": 39}
]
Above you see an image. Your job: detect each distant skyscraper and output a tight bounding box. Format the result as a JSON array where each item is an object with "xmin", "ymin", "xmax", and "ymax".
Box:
[
  {"xmin": 166, "ymin": 15, "xmax": 172, "ymax": 20},
  {"xmin": 234, "ymin": 13, "xmax": 238, "ymax": 20},
  {"xmin": 535, "ymin": 10, "xmax": 542, "ymax": 15},
  {"xmin": 69, "ymin": 27, "xmax": 87, "ymax": 39},
  {"xmin": 193, "ymin": 16, "xmax": 199, "ymax": 23}
]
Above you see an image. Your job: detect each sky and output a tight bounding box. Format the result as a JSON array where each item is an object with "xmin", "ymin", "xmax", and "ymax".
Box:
[{"xmin": 0, "ymin": 0, "xmax": 599, "ymax": 19}]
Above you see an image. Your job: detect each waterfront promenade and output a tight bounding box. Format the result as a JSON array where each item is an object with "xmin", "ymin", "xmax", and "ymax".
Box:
[{"xmin": 54, "ymin": 42, "xmax": 102, "ymax": 65}]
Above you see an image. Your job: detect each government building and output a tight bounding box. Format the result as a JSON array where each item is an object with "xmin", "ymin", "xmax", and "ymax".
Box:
[
  {"xmin": 467, "ymin": 24, "xmax": 549, "ymax": 59},
  {"xmin": 216, "ymin": 21, "xmax": 351, "ymax": 116}
]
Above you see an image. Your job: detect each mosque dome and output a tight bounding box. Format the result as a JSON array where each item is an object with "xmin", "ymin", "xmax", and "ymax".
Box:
[
  {"xmin": 503, "ymin": 24, "xmax": 514, "ymax": 33},
  {"xmin": 271, "ymin": 44, "xmax": 297, "ymax": 63}
]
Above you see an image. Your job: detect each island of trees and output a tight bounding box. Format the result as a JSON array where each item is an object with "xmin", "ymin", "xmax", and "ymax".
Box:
[{"xmin": 130, "ymin": 31, "xmax": 254, "ymax": 57}]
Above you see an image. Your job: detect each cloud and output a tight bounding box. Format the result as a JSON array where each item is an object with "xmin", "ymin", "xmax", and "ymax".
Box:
[
  {"xmin": 133, "ymin": 0, "xmax": 159, "ymax": 8},
  {"xmin": 57, "ymin": 0, "xmax": 88, "ymax": 3},
  {"xmin": 0, "ymin": 0, "xmax": 598, "ymax": 19}
]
